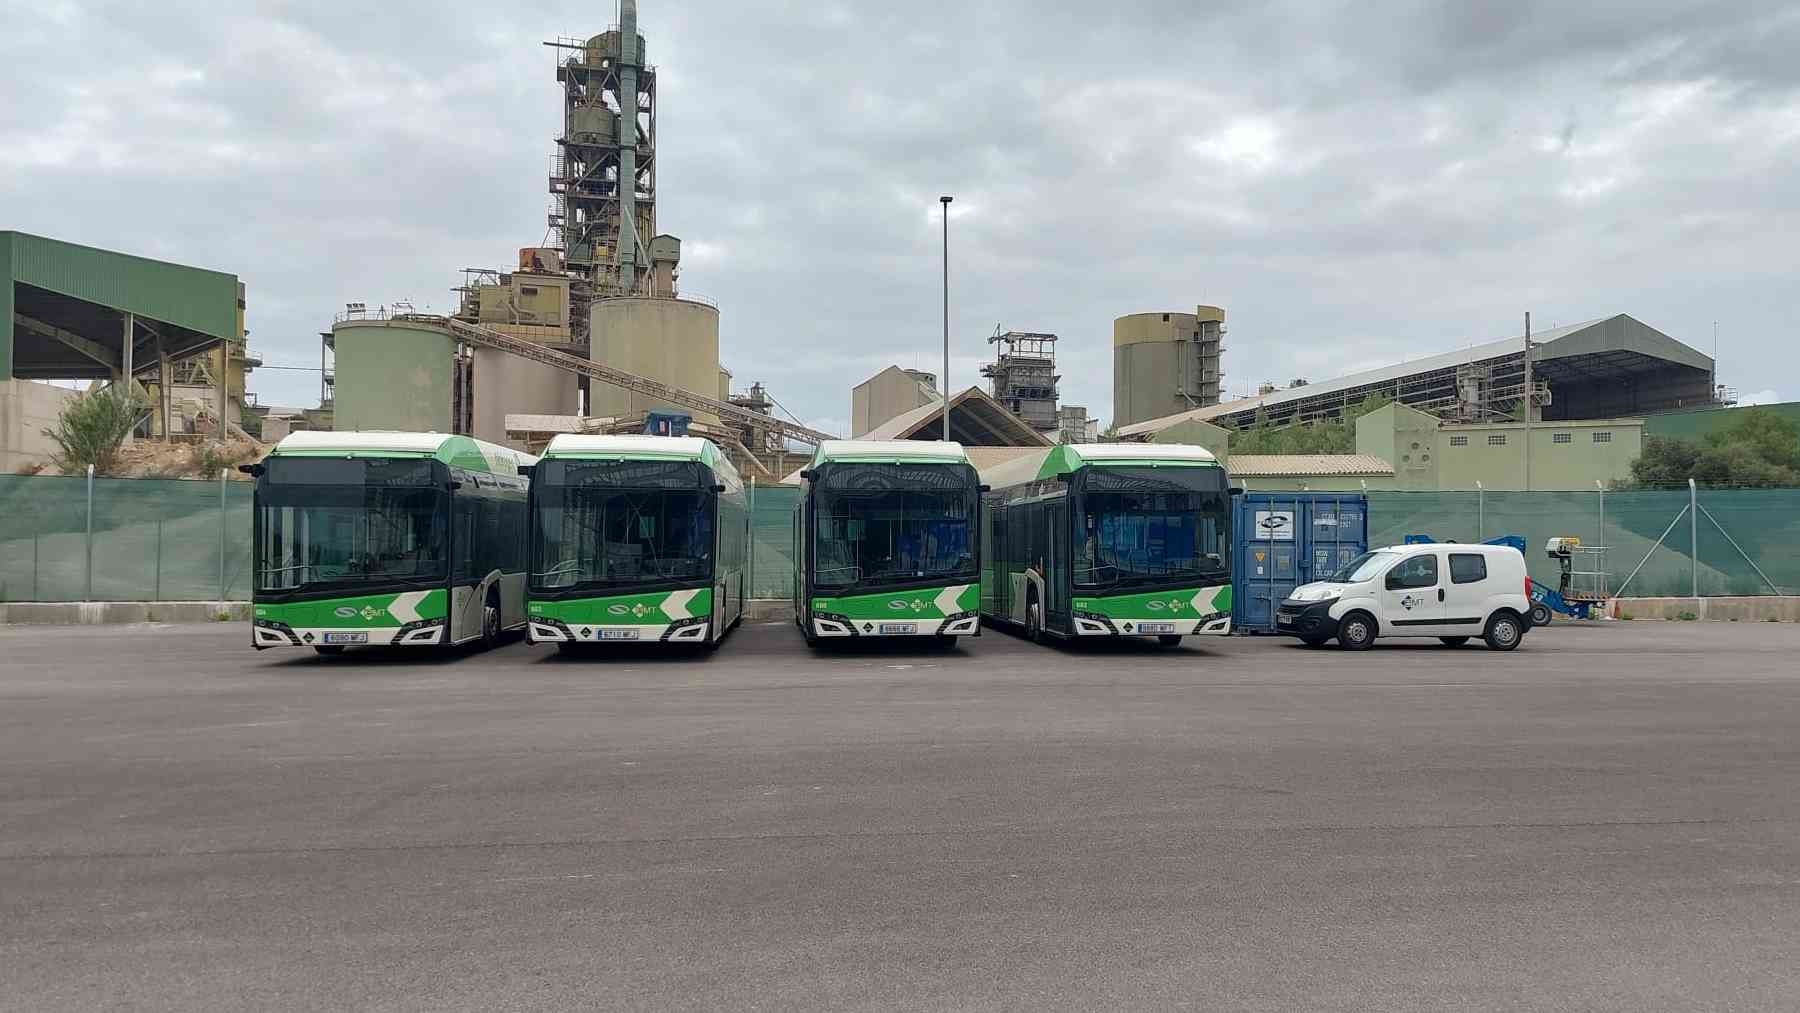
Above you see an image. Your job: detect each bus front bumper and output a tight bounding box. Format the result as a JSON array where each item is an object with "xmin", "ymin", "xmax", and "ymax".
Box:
[
  {"xmin": 528, "ymin": 616, "xmax": 711, "ymax": 644},
  {"xmin": 812, "ymin": 611, "xmax": 981, "ymax": 638},
  {"xmin": 252, "ymin": 618, "xmax": 445, "ymax": 649}
]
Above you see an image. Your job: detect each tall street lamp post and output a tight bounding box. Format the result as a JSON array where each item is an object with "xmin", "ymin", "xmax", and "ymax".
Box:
[{"xmin": 940, "ymin": 195, "xmax": 953, "ymax": 441}]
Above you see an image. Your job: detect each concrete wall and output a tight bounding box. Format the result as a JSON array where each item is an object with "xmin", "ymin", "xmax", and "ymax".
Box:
[
  {"xmin": 331, "ymin": 320, "xmax": 456, "ymax": 433},
  {"xmin": 1611, "ymin": 597, "xmax": 1800, "ymax": 622},
  {"xmin": 0, "ymin": 379, "xmax": 78, "ymax": 472},
  {"xmin": 589, "ymin": 298, "xmax": 721, "ymax": 423},
  {"xmin": 1354, "ymin": 403, "xmax": 1442, "ymax": 490},
  {"xmin": 1431, "ymin": 419, "xmax": 1641, "ymax": 491},
  {"xmin": 1147, "ymin": 417, "xmax": 1232, "ymax": 463},
  {"xmin": 851, "ymin": 366, "xmax": 934, "ymax": 438},
  {"xmin": 470, "ymin": 348, "xmax": 579, "ymax": 450}
]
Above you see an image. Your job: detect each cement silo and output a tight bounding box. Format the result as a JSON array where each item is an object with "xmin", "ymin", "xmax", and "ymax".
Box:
[
  {"xmin": 469, "ymin": 349, "xmax": 579, "ymax": 449},
  {"xmin": 589, "ymin": 296, "xmax": 721, "ymax": 422},
  {"xmin": 329, "ymin": 318, "xmax": 458, "ymax": 433},
  {"xmin": 1112, "ymin": 306, "xmax": 1225, "ymax": 428}
]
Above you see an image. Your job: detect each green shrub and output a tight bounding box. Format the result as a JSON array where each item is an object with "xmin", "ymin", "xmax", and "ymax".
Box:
[
  {"xmin": 1677, "ymin": 611, "xmax": 1699, "ymax": 621},
  {"xmin": 41, "ymin": 384, "xmax": 149, "ymax": 476}
]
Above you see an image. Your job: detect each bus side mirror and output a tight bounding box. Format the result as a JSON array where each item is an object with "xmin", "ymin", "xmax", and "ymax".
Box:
[
  {"xmin": 800, "ymin": 469, "xmax": 818, "ymax": 481},
  {"xmin": 978, "ymin": 484, "xmax": 991, "ymax": 493},
  {"xmin": 237, "ymin": 463, "xmax": 263, "ymax": 477},
  {"xmin": 712, "ymin": 483, "xmax": 727, "ymax": 493},
  {"xmin": 448, "ymin": 480, "xmax": 463, "ymax": 490},
  {"xmin": 1228, "ymin": 486, "xmax": 1244, "ymax": 497},
  {"xmin": 516, "ymin": 464, "xmax": 534, "ymax": 478}
]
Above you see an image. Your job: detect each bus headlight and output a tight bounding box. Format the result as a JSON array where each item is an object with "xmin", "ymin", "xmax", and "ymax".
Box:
[
  {"xmin": 529, "ymin": 618, "xmax": 574, "ymax": 643},
  {"xmin": 662, "ymin": 617, "xmax": 710, "ymax": 642},
  {"xmin": 1072, "ymin": 610, "xmax": 1117, "ymax": 635},
  {"xmin": 253, "ymin": 618, "xmax": 300, "ymax": 647},
  {"xmin": 396, "ymin": 619, "xmax": 445, "ymax": 645}
]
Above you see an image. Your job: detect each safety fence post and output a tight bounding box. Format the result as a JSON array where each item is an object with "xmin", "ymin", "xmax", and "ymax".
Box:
[
  {"xmin": 218, "ymin": 469, "xmax": 228, "ymax": 603},
  {"xmin": 84, "ymin": 464, "xmax": 95, "ymax": 602}
]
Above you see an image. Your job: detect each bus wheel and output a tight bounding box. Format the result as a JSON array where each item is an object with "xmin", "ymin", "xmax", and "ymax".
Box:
[
  {"xmin": 480, "ymin": 592, "xmax": 501, "ymax": 651},
  {"xmin": 1026, "ymin": 599, "xmax": 1044, "ymax": 644},
  {"xmin": 313, "ymin": 645, "xmax": 346, "ymax": 656},
  {"xmin": 800, "ymin": 619, "xmax": 819, "ymax": 648},
  {"xmin": 1157, "ymin": 634, "xmax": 1182, "ymax": 647}
]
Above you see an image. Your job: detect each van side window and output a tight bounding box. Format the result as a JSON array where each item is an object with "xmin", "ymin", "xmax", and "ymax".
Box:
[
  {"xmin": 1385, "ymin": 554, "xmax": 1438, "ymax": 590},
  {"xmin": 1449, "ymin": 553, "xmax": 1488, "ymax": 584}
]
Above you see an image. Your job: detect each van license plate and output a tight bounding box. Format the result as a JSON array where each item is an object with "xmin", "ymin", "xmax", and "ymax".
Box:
[
  {"xmin": 323, "ymin": 632, "xmax": 367, "ymax": 644},
  {"xmin": 878, "ymin": 623, "xmax": 917, "ymax": 635},
  {"xmin": 1138, "ymin": 622, "xmax": 1176, "ymax": 634},
  {"xmin": 599, "ymin": 628, "xmax": 640, "ymax": 641}
]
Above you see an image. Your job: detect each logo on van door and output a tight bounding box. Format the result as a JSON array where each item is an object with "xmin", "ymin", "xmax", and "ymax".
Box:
[{"xmin": 1399, "ymin": 594, "xmax": 1420, "ymax": 611}]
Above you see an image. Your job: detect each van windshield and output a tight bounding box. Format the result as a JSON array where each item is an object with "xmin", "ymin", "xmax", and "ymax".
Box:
[{"xmin": 1326, "ymin": 550, "xmax": 1398, "ymax": 583}]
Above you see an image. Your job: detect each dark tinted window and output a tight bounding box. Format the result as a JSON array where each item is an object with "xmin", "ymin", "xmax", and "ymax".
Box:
[
  {"xmin": 1385, "ymin": 553, "xmax": 1438, "ymax": 590},
  {"xmin": 1449, "ymin": 553, "xmax": 1487, "ymax": 584}
]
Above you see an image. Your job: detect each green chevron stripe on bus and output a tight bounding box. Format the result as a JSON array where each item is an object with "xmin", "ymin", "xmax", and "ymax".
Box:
[
  {"xmin": 810, "ymin": 583, "xmax": 978, "ymax": 621},
  {"xmin": 253, "ymin": 589, "xmax": 448, "ymax": 629},
  {"xmin": 1071, "ymin": 584, "xmax": 1232, "ymax": 621},
  {"xmin": 528, "ymin": 588, "xmax": 714, "ymax": 625}
]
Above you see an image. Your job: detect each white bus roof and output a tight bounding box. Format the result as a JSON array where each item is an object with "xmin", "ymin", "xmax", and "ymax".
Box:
[
  {"xmin": 979, "ymin": 442, "xmax": 1221, "ymax": 490},
  {"xmin": 268, "ymin": 431, "xmax": 534, "ymax": 475},
  {"xmin": 810, "ymin": 440, "xmax": 970, "ymax": 466}
]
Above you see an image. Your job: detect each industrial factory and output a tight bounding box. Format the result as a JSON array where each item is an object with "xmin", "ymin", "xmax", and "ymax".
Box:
[
  {"xmin": 313, "ymin": 1, "xmax": 819, "ymax": 481},
  {"xmin": 0, "ymin": 2, "xmax": 1739, "ymax": 496}
]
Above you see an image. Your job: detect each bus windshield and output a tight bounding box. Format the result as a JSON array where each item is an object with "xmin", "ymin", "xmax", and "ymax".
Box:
[
  {"xmin": 531, "ymin": 459, "xmax": 713, "ymax": 592},
  {"xmin": 1073, "ymin": 467, "xmax": 1230, "ymax": 592},
  {"xmin": 256, "ymin": 457, "xmax": 448, "ymax": 592},
  {"xmin": 813, "ymin": 463, "xmax": 977, "ymax": 591}
]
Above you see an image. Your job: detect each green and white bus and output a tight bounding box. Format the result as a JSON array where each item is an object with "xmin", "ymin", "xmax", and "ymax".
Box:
[
  {"xmin": 792, "ymin": 440, "xmax": 982, "ymax": 644},
  {"xmin": 524, "ymin": 435, "xmax": 749, "ymax": 649},
  {"xmin": 249, "ymin": 431, "xmax": 536, "ymax": 654},
  {"xmin": 980, "ymin": 444, "xmax": 1233, "ymax": 645}
]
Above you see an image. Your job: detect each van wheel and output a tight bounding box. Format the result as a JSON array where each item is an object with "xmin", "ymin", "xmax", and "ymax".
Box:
[
  {"xmin": 1337, "ymin": 612, "xmax": 1376, "ymax": 651},
  {"xmin": 1484, "ymin": 611, "xmax": 1524, "ymax": 651},
  {"xmin": 1529, "ymin": 603, "xmax": 1553, "ymax": 627},
  {"xmin": 1438, "ymin": 636, "xmax": 1470, "ymax": 647}
]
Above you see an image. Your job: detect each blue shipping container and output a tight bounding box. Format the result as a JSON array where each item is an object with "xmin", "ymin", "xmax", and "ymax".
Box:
[{"xmin": 1232, "ymin": 492, "xmax": 1368, "ymax": 633}]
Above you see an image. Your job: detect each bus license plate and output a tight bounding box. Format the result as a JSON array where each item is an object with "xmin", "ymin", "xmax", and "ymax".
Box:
[
  {"xmin": 1138, "ymin": 623, "xmax": 1176, "ymax": 634},
  {"xmin": 599, "ymin": 629, "xmax": 640, "ymax": 641},
  {"xmin": 323, "ymin": 632, "xmax": 368, "ymax": 644},
  {"xmin": 878, "ymin": 623, "xmax": 917, "ymax": 635}
]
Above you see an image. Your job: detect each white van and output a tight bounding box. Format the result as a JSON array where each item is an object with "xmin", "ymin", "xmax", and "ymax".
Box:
[{"xmin": 1275, "ymin": 543, "xmax": 1532, "ymax": 651}]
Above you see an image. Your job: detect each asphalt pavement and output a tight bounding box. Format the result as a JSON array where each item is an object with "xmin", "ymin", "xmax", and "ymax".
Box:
[{"xmin": 3, "ymin": 618, "xmax": 1799, "ymax": 1010}]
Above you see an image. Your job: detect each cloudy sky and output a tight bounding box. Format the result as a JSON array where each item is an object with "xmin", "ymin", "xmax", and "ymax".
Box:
[{"xmin": 4, "ymin": 0, "xmax": 1797, "ymax": 433}]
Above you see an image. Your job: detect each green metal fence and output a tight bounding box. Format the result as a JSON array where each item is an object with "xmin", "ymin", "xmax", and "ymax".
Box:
[
  {"xmin": 0, "ymin": 473, "xmax": 252, "ymax": 602},
  {"xmin": 3, "ymin": 475, "xmax": 1791, "ymax": 603},
  {"xmin": 749, "ymin": 484, "xmax": 799, "ymax": 600},
  {"xmin": 1365, "ymin": 488, "xmax": 1800, "ymax": 597}
]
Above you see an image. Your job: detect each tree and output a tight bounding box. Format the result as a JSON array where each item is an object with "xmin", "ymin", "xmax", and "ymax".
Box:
[
  {"xmin": 41, "ymin": 383, "xmax": 148, "ymax": 476},
  {"xmin": 1231, "ymin": 393, "xmax": 1391, "ymax": 455},
  {"xmin": 1628, "ymin": 408, "xmax": 1800, "ymax": 489}
]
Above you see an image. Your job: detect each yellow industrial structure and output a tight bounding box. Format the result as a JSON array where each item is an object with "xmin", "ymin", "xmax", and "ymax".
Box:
[{"xmin": 1112, "ymin": 306, "xmax": 1226, "ymax": 429}]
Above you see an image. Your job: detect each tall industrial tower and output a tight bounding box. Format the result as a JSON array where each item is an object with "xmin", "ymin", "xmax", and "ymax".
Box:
[
  {"xmin": 547, "ymin": 0, "xmax": 658, "ymax": 342},
  {"xmin": 982, "ymin": 329, "xmax": 1062, "ymax": 435}
]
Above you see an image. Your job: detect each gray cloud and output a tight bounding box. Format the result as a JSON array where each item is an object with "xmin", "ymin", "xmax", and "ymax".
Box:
[{"xmin": 3, "ymin": 0, "xmax": 1795, "ymax": 428}]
